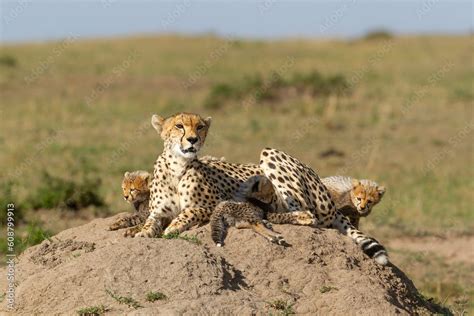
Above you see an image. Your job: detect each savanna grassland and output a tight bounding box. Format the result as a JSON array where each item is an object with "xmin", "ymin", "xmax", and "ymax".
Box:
[{"xmin": 0, "ymin": 34, "xmax": 472, "ymax": 312}]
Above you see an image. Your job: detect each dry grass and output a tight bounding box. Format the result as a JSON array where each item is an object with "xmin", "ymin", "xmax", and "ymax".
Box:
[{"xmin": 0, "ymin": 34, "xmax": 472, "ymax": 310}]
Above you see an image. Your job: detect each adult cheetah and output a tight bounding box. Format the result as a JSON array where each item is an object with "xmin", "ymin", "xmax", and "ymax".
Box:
[
  {"xmin": 135, "ymin": 112, "xmax": 263, "ymax": 238},
  {"xmin": 136, "ymin": 112, "xmax": 388, "ymax": 265},
  {"xmin": 259, "ymin": 148, "xmax": 388, "ymax": 265}
]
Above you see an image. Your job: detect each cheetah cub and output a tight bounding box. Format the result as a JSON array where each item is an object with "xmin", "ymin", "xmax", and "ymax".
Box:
[
  {"xmin": 210, "ymin": 175, "xmax": 285, "ymax": 247},
  {"xmin": 210, "ymin": 175, "xmax": 315, "ymax": 246},
  {"xmin": 109, "ymin": 171, "xmax": 152, "ymax": 237},
  {"xmin": 321, "ymin": 176, "xmax": 386, "ymax": 228}
]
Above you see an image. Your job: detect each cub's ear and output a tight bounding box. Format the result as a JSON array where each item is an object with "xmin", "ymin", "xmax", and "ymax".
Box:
[
  {"xmin": 251, "ymin": 180, "xmax": 260, "ymax": 193},
  {"xmin": 137, "ymin": 170, "xmax": 151, "ymax": 181},
  {"xmin": 351, "ymin": 179, "xmax": 361, "ymax": 188},
  {"xmin": 124, "ymin": 171, "xmax": 130, "ymax": 178},
  {"xmin": 204, "ymin": 116, "xmax": 212, "ymax": 128},
  {"xmin": 377, "ymin": 185, "xmax": 386, "ymax": 197},
  {"xmin": 151, "ymin": 114, "xmax": 165, "ymax": 134}
]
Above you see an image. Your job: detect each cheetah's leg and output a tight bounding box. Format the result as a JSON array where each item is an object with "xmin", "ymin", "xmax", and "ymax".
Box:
[
  {"xmin": 123, "ymin": 224, "xmax": 143, "ymax": 237},
  {"xmin": 266, "ymin": 210, "xmax": 316, "ymax": 226},
  {"xmin": 163, "ymin": 207, "xmax": 212, "ymax": 236},
  {"xmin": 234, "ymin": 221, "xmax": 285, "ymax": 245},
  {"xmin": 135, "ymin": 205, "xmax": 174, "ymax": 237},
  {"xmin": 109, "ymin": 213, "xmax": 144, "ymax": 231}
]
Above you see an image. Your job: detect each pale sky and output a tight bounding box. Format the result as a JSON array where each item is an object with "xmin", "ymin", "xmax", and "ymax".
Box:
[{"xmin": 1, "ymin": 1, "xmax": 472, "ymax": 43}]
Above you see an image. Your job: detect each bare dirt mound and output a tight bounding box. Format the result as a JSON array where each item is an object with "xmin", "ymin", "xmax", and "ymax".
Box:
[{"xmin": 1, "ymin": 214, "xmax": 447, "ymax": 315}]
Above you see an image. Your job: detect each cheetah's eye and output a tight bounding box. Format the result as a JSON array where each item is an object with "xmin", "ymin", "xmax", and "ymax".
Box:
[
  {"xmin": 197, "ymin": 125, "xmax": 205, "ymax": 130},
  {"xmin": 175, "ymin": 124, "xmax": 184, "ymax": 129},
  {"xmin": 357, "ymin": 197, "xmax": 362, "ymax": 201},
  {"xmin": 368, "ymin": 200, "xmax": 373, "ymax": 204}
]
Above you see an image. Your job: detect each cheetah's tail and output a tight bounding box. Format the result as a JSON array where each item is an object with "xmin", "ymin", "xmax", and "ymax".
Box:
[
  {"xmin": 331, "ymin": 211, "xmax": 389, "ymax": 265},
  {"xmin": 210, "ymin": 203, "xmax": 227, "ymax": 247}
]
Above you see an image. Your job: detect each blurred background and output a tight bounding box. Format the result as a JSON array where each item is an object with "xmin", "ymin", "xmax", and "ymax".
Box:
[{"xmin": 0, "ymin": 0, "xmax": 472, "ymax": 312}]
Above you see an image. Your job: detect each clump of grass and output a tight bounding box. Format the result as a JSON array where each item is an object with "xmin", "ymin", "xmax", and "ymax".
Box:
[
  {"xmin": 105, "ymin": 288, "xmax": 142, "ymax": 309},
  {"xmin": 23, "ymin": 222, "xmax": 53, "ymax": 246},
  {"xmin": 161, "ymin": 232, "xmax": 202, "ymax": 245},
  {"xmin": 319, "ymin": 285, "xmax": 338, "ymax": 293},
  {"xmin": 28, "ymin": 171, "xmax": 105, "ymax": 210},
  {"xmin": 363, "ymin": 29, "xmax": 393, "ymax": 41},
  {"xmin": 145, "ymin": 291, "xmax": 167, "ymax": 302},
  {"xmin": 204, "ymin": 82, "xmax": 242, "ymax": 109},
  {"xmin": 204, "ymin": 70, "xmax": 350, "ymax": 109},
  {"xmin": 76, "ymin": 305, "xmax": 109, "ymax": 316},
  {"xmin": 266, "ymin": 299, "xmax": 295, "ymax": 315},
  {"xmin": 0, "ymin": 222, "xmax": 52, "ymax": 257},
  {"xmin": 179, "ymin": 234, "xmax": 202, "ymax": 245},
  {"xmin": 0, "ymin": 181, "xmax": 23, "ymax": 225},
  {"xmin": 0, "ymin": 54, "xmax": 17, "ymax": 67}
]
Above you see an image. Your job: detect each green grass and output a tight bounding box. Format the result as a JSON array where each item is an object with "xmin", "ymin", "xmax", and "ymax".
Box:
[
  {"xmin": 319, "ymin": 285, "xmax": 338, "ymax": 293},
  {"xmin": 0, "ymin": 181, "xmax": 23, "ymax": 225},
  {"xmin": 105, "ymin": 288, "xmax": 142, "ymax": 309},
  {"xmin": 76, "ymin": 305, "xmax": 109, "ymax": 316},
  {"xmin": 145, "ymin": 291, "xmax": 167, "ymax": 302},
  {"xmin": 267, "ymin": 299, "xmax": 295, "ymax": 316},
  {"xmin": 363, "ymin": 29, "xmax": 394, "ymax": 41},
  {"xmin": 0, "ymin": 222, "xmax": 52, "ymax": 260},
  {"xmin": 28, "ymin": 171, "xmax": 105, "ymax": 211},
  {"xmin": 204, "ymin": 70, "xmax": 350, "ymax": 109},
  {"xmin": 0, "ymin": 54, "xmax": 17, "ymax": 67}
]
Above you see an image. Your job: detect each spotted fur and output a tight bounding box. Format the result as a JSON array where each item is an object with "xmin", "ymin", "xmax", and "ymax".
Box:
[
  {"xmin": 109, "ymin": 170, "xmax": 152, "ymax": 237},
  {"xmin": 210, "ymin": 175, "xmax": 314, "ymax": 246},
  {"xmin": 259, "ymin": 148, "xmax": 389, "ymax": 265},
  {"xmin": 135, "ymin": 113, "xmax": 388, "ymax": 265},
  {"xmin": 321, "ymin": 176, "xmax": 386, "ymax": 228}
]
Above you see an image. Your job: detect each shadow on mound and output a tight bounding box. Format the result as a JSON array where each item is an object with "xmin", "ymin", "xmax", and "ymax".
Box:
[{"xmin": 0, "ymin": 213, "xmax": 450, "ymax": 315}]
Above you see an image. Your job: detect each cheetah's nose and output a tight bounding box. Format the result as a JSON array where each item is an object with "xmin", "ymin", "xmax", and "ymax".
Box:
[
  {"xmin": 187, "ymin": 137, "xmax": 198, "ymax": 144},
  {"xmin": 124, "ymin": 195, "xmax": 129, "ymax": 200}
]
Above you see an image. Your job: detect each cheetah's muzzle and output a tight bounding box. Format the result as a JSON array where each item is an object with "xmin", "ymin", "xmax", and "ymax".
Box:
[{"xmin": 182, "ymin": 147, "xmax": 197, "ymax": 154}]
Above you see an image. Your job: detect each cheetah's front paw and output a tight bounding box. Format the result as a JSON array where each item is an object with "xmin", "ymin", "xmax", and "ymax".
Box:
[
  {"xmin": 135, "ymin": 227, "xmax": 157, "ymax": 238},
  {"xmin": 124, "ymin": 225, "xmax": 142, "ymax": 237},
  {"xmin": 270, "ymin": 235, "xmax": 286, "ymax": 246},
  {"xmin": 262, "ymin": 219, "xmax": 273, "ymax": 230},
  {"xmin": 163, "ymin": 226, "xmax": 179, "ymax": 236},
  {"xmin": 296, "ymin": 212, "xmax": 316, "ymax": 226}
]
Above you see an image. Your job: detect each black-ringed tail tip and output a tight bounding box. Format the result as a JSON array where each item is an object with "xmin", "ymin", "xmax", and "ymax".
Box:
[
  {"xmin": 216, "ymin": 243, "xmax": 222, "ymax": 247},
  {"xmin": 361, "ymin": 238, "xmax": 389, "ymax": 265}
]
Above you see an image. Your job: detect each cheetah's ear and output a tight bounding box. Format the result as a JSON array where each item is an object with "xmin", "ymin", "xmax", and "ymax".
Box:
[
  {"xmin": 204, "ymin": 116, "xmax": 212, "ymax": 128},
  {"xmin": 151, "ymin": 114, "xmax": 165, "ymax": 134},
  {"xmin": 251, "ymin": 180, "xmax": 260, "ymax": 193},
  {"xmin": 144, "ymin": 172, "xmax": 151, "ymax": 183},
  {"xmin": 124, "ymin": 171, "xmax": 130, "ymax": 178},
  {"xmin": 377, "ymin": 185, "xmax": 386, "ymax": 197},
  {"xmin": 137, "ymin": 170, "xmax": 151, "ymax": 181},
  {"xmin": 351, "ymin": 179, "xmax": 361, "ymax": 188}
]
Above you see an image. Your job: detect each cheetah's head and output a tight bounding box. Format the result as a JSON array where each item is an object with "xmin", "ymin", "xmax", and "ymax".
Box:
[
  {"xmin": 350, "ymin": 179, "xmax": 385, "ymax": 215},
  {"xmin": 152, "ymin": 112, "xmax": 212, "ymax": 159},
  {"xmin": 122, "ymin": 170, "xmax": 151, "ymax": 203}
]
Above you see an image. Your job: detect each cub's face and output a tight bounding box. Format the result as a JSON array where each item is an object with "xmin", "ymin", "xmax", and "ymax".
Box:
[
  {"xmin": 350, "ymin": 180, "xmax": 385, "ymax": 215},
  {"xmin": 122, "ymin": 171, "xmax": 151, "ymax": 203},
  {"xmin": 152, "ymin": 112, "xmax": 212, "ymax": 159}
]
